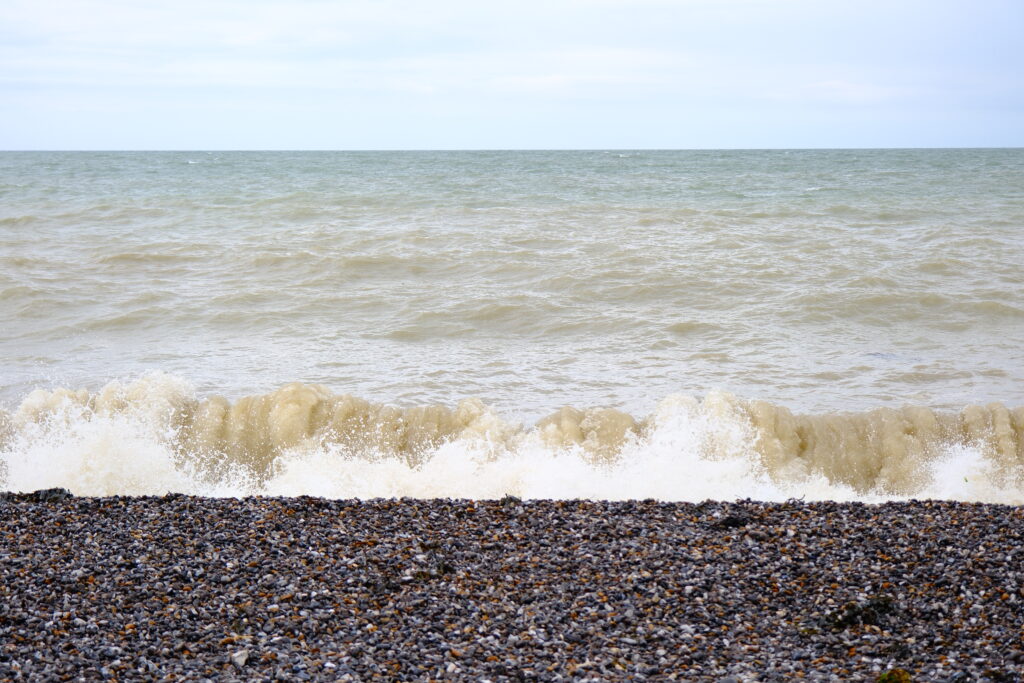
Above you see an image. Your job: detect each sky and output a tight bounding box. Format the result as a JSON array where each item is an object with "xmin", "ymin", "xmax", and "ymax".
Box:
[{"xmin": 1, "ymin": 0, "xmax": 1022, "ymax": 150}]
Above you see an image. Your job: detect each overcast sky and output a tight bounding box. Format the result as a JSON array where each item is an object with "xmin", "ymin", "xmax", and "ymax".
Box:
[{"xmin": 2, "ymin": 0, "xmax": 1022, "ymax": 149}]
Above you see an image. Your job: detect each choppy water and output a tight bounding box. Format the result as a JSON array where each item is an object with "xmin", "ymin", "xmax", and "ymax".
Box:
[{"xmin": 2, "ymin": 150, "xmax": 1023, "ymax": 501}]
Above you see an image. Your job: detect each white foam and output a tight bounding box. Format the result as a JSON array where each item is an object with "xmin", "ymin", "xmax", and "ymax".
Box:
[{"xmin": 1, "ymin": 374, "xmax": 1022, "ymax": 502}]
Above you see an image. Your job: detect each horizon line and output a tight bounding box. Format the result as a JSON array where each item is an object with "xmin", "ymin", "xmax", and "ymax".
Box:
[{"xmin": 2, "ymin": 146, "xmax": 1022, "ymax": 153}]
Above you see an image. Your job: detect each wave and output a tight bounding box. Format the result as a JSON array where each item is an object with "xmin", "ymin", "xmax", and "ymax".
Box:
[
  {"xmin": 1, "ymin": 373, "xmax": 1022, "ymax": 502},
  {"xmin": 0, "ymin": 214, "xmax": 39, "ymax": 226}
]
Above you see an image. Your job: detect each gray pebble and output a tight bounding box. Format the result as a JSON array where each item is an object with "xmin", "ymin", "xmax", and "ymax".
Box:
[{"xmin": 0, "ymin": 494, "xmax": 1020, "ymax": 680}]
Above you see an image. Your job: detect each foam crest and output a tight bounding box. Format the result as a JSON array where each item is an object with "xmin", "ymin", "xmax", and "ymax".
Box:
[{"xmin": 1, "ymin": 374, "xmax": 1023, "ymax": 502}]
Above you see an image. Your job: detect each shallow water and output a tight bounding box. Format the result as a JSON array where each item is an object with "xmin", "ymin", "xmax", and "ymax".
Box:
[{"xmin": 2, "ymin": 150, "xmax": 1022, "ymax": 500}]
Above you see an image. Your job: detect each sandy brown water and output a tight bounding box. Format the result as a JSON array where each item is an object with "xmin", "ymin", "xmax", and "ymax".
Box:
[{"xmin": 2, "ymin": 149, "xmax": 1023, "ymax": 502}]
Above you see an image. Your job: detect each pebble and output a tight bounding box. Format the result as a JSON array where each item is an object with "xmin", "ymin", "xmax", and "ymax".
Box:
[{"xmin": 0, "ymin": 492, "xmax": 1022, "ymax": 680}]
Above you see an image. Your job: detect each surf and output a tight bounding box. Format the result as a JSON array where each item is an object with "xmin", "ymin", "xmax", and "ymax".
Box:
[{"xmin": 2, "ymin": 373, "xmax": 1021, "ymax": 503}]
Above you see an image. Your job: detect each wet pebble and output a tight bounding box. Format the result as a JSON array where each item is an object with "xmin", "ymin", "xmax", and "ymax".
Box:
[{"xmin": 0, "ymin": 494, "xmax": 1022, "ymax": 680}]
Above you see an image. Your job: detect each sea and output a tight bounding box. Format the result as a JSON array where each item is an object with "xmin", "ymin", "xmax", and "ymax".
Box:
[{"xmin": 1, "ymin": 149, "xmax": 1022, "ymax": 502}]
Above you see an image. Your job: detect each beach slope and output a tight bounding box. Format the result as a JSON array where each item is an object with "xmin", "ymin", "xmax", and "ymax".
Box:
[{"xmin": 1, "ymin": 494, "xmax": 1021, "ymax": 680}]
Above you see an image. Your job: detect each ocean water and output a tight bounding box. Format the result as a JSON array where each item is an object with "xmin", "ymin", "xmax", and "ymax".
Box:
[{"xmin": 1, "ymin": 149, "xmax": 1022, "ymax": 501}]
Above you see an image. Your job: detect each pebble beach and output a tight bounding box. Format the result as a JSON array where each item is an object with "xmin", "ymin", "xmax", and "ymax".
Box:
[{"xmin": 1, "ymin": 492, "xmax": 1022, "ymax": 681}]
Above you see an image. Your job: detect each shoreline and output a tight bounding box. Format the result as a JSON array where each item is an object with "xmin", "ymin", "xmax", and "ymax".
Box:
[{"xmin": 2, "ymin": 494, "xmax": 1022, "ymax": 680}]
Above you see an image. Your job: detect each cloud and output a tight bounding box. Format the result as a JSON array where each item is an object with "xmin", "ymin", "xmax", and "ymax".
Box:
[
  {"xmin": 1, "ymin": 0, "xmax": 1021, "ymax": 148},
  {"xmin": 799, "ymin": 80, "xmax": 913, "ymax": 105}
]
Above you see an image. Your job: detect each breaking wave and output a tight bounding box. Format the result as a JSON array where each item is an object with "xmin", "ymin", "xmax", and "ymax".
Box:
[{"xmin": 1, "ymin": 373, "xmax": 1022, "ymax": 502}]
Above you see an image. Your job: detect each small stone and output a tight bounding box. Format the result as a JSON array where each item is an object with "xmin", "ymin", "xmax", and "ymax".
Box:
[
  {"xmin": 877, "ymin": 668, "xmax": 912, "ymax": 683},
  {"xmin": 0, "ymin": 495, "xmax": 1019, "ymax": 681},
  {"xmin": 31, "ymin": 488, "xmax": 73, "ymax": 502}
]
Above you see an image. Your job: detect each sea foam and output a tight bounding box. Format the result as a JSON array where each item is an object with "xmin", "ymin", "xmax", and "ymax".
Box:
[{"xmin": 2, "ymin": 374, "xmax": 1021, "ymax": 503}]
